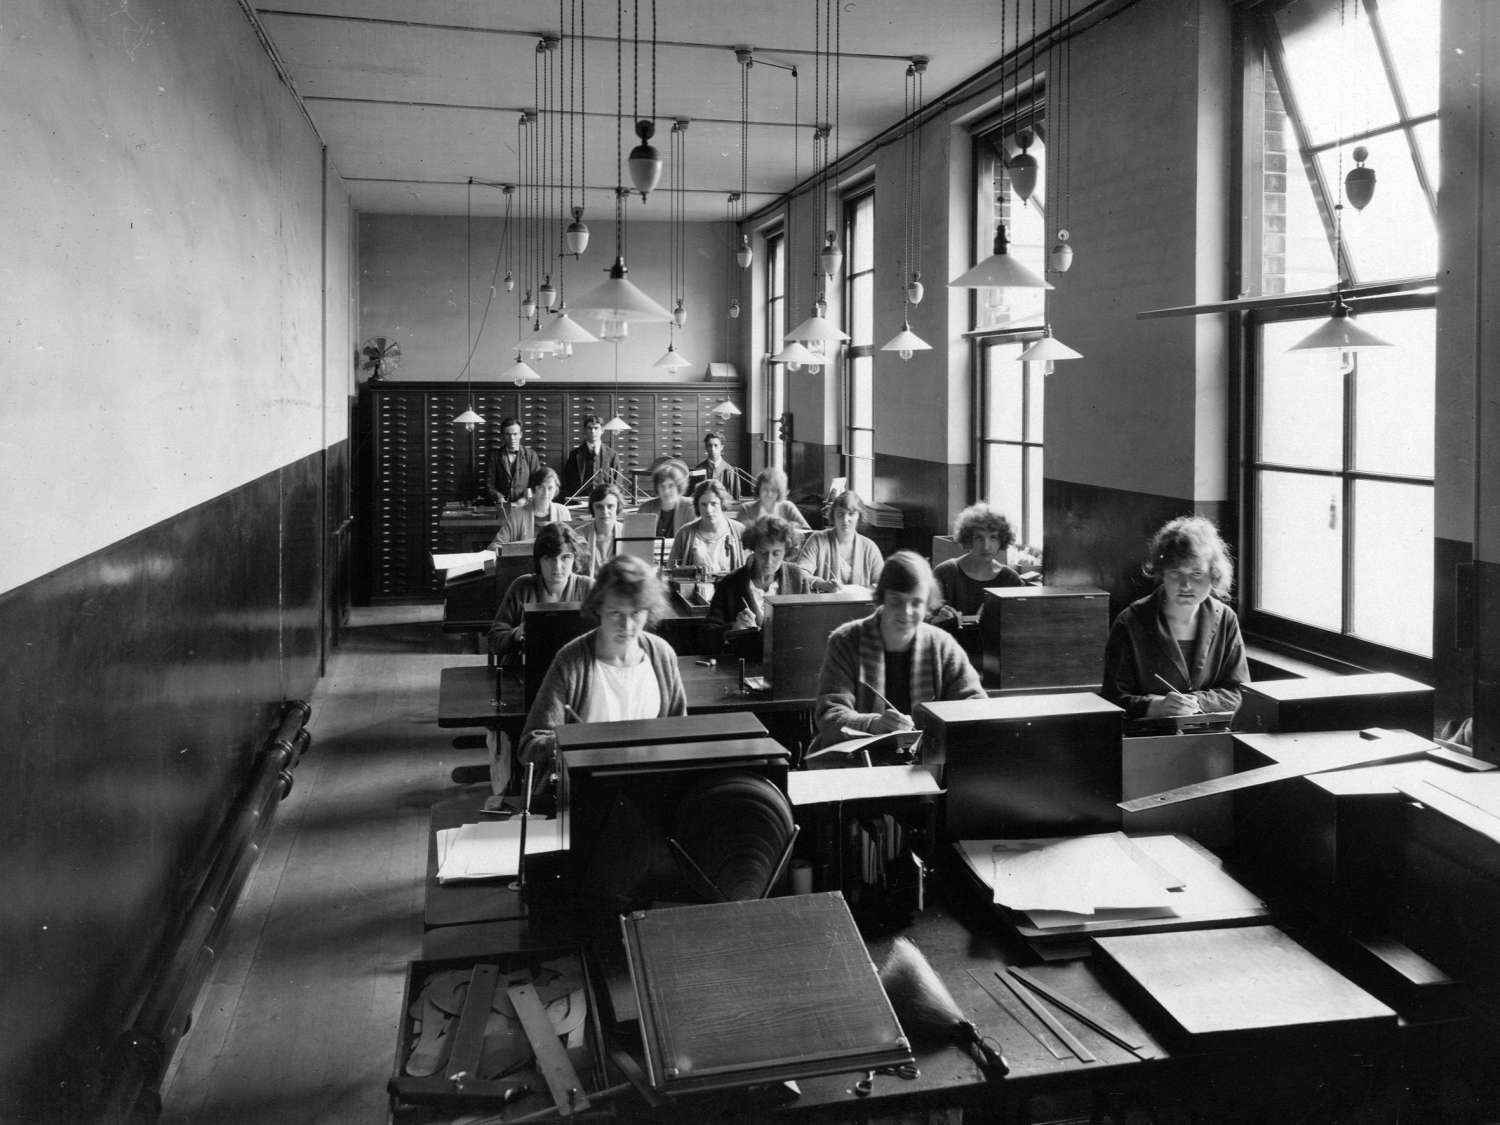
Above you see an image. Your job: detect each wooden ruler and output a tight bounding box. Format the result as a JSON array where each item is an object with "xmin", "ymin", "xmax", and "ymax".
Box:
[{"xmin": 508, "ymin": 982, "xmax": 591, "ymax": 1116}]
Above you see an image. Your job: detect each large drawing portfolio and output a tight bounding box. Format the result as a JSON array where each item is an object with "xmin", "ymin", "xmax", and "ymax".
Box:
[{"xmin": 620, "ymin": 893, "xmax": 911, "ymax": 1093}]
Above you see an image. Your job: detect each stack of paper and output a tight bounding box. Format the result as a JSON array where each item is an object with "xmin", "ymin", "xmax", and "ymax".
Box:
[
  {"xmin": 435, "ymin": 818, "xmax": 563, "ymax": 883},
  {"xmin": 431, "ymin": 550, "xmax": 495, "ymax": 579},
  {"xmin": 953, "ymin": 832, "xmax": 1265, "ymax": 937}
]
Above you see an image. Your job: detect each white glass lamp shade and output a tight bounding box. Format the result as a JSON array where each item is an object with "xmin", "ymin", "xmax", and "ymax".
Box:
[
  {"xmin": 880, "ymin": 322, "xmax": 931, "ymax": 361},
  {"xmin": 818, "ymin": 231, "xmax": 844, "ymax": 278},
  {"xmin": 602, "ymin": 415, "xmax": 632, "ymax": 433},
  {"xmin": 735, "ymin": 235, "xmax": 753, "ymax": 269},
  {"xmin": 906, "ymin": 273, "xmax": 925, "ymax": 305},
  {"xmin": 785, "ymin": 308, "xmax": 850, "ymax": 346},
  {"xmin": 711, "ymin": 399, "xmax": 743, "ymax": 417},
  {"xmin": 534, "ymin": 311, "xmax": 599, "ymax": 346},
  {"xmin": 503, "ymin": 270, "xmax": 515, "ymax": 292},
  {"xmin": 628, "ymin": 120, "xmax": 663, "ymax": 200},
  {"xmin": 654, "ymin": 344, "xmax": 693, "ymax": 369},
  {"xmin": 949, "ymin": 225, "xmax": 1053, "ymax": 290},
  {"xmin": 521, "ymin": 291, "xmax": 537, "ymax": 319},
  {"xmin": 452, "ymin": 407, "xmax": 486, "ymax": 429},
  {"xmin": 572, "ymin": 257, "xmax": 674, "ymax": 323},
  {"xmin": 503, "ymin": 358, "xmax": 541, "ymax": 386},
  {"xmin": 538, "ymin": 276, "xmax": 558, "ymax": 310},
  {"xmin": 564, "ymin": 208, "xmax": 590, "ymax": 256},
  {"xmin": 770, "ymin": 340, "xmax": 824, "ymax": 371},
  {"xmin": 1018, "ymin": 330, "xmax": 1082, "ymax": 362},
  {"xmin": 1289, "ymin": 299, "xmax": 1394, "ymax": 352}
]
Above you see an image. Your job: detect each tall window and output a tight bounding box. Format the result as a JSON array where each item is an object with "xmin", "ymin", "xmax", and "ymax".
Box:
[
  {"xmin": 843, "ymin": 189, "xmax": 875, "ymax": 498},
  {"xmin": 763, "ymin": 228, "xmax": 786, "ymax": 468},
  {"xmin": 969, "ymin": 106, "xmax": 1047, "ymax": 541},
  {"xmin": 1242, "ymin": 0, "xmax": 1437, "ymax": 666}
]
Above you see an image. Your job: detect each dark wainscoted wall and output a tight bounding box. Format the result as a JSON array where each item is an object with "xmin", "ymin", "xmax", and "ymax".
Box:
[
  {"xmin": 0, "ymin": 453, "xmax": 324, "ymax": 1120},
  {"xmin": 1477, "ymin": 559, "xmax": 1500, "ymax": 764},
  {"xmin": 788, "ymin": 442, "xmax": 962, "ymax": 555},
  {"xmin": 1045, "ymin": 477, "xmax": 1227, "ymax": 618},
  {"xmin": 1433, "ymin": 537, "xmax": 1475, "ymax": 731}
]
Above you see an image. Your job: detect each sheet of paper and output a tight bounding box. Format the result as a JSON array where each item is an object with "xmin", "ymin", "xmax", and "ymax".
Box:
[
  {"xmin": 956, "ymin": 832, "xmax": 1176, "ymax": 914},
  {"xmin": 431, "ymin": 549, "xmax": 495, "ymax": 577},
  {"xmin": 435, "ymin": 817, "xmax": 563, "ymax": 882}
]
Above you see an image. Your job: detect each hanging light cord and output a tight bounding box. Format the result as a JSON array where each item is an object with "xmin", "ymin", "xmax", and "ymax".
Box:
[
  {"xmin": 457, "ymin": 183, "xmax": 513, "ymax": 380},
  {"xmin": 740, "ymin": 54, "xmax": 751, "ymax": 228}
]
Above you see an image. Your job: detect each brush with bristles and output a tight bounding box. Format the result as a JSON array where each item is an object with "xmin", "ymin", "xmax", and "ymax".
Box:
[{"xmin": 879, "ymin": 937, "xmax": 1010, "ymax": 1076}]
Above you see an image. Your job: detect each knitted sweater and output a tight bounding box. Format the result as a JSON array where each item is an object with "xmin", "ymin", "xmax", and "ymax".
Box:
[
  {"xmin": 487, "ymin": 573, "xmax": 595, "ymax": 657},
  {"xmin": 794, "ymin": 529, "xmax": 884, "ymax": 587}
]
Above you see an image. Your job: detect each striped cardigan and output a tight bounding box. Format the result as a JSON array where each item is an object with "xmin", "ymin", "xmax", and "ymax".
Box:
[{"xmin": 815, "ymin": 609, "xmax": 985, "ymax": 746}]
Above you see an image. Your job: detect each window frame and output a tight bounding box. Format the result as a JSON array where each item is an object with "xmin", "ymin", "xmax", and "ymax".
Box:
[
  {"xmin": 842, "ymin": 186, "xmax": 876, "ymax": 498},
  {"xmin": 762, "ymin": 226, "xmax": 786, "ymax": 468}
]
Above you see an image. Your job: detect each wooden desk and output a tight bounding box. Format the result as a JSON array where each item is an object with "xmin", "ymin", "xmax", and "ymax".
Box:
[
  {"xmin": 424, "ymin": 788, "xmax": 527, "ymax": 930},
  {"xmin": 442, "ymin": 581, "xmax": 712, "ymax": 653}
]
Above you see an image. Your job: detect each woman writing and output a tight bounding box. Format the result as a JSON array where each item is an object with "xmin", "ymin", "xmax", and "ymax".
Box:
[
  {"xmin": 931, "ymin": 502, "xmax": 1025, "ymax": 615},
  {"xmin": 518, "ymin": 556, "xmax": 688, "ymax": 766},
  {"xmin": 668, "ymin": 479, "xmax": 746, "ymax": 574},
  {"xmin": 704, "ymin": 516, "xmax": 835, "ymax": 654},
  {"xmin": 488, "ymin": 466, "xmax": 572, "ymax": 548},
  {"xmin": 737, "ymin": 467, "xmax": 810, "ymax": 529},
  {"xmin": 575, "ymin": 483, "xmax": 624, "ymax": 579},
  {"xmin": 637, "ymin": 459, "xmax": 695, "ymax": 540},
  {"xmin": 1103, "ymin": 515, "xmax": 1249, "ymax": 720},
  {"xmin": 814, "ymin": 551, "xmax": 985, "ymax": 748},
  {"xmin": 487, "ymin": 523, "xmax": 595, "ymax": 658},
  {"xmin": 795, "ymin": 490, "xmax": 884, "ymax": 587}
]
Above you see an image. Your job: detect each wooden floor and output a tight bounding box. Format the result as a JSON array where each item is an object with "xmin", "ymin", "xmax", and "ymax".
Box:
[{"xmin": 160, "ymin": 607, "xmax": 488, "ymax": 1125}]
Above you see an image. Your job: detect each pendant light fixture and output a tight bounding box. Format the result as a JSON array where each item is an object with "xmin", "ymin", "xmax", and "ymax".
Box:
[
  {"xmin": 882, "ymin": 58, "xmax": 932, "ymax": 363},
  {"xmin": 603, "ymin": 343, "xmax": 632, "ymax": 433},
  {"xmin": 656, "ymin": 118, "xmax": 693, "ymax": 372},
  {"xmin": 1018, "ymin": 326, "xmax": 1082, "ymax": 363},
  {"xmin": 504, "ymin": 353, "xmax": 542, "ymax": 387},
  {"xmin": 810, "ymin": 0, "xmax": 843, "ymax": 281},
  {"xmin": 950, "ymin": 225, "xmax": 1053, "ymax": 290},
  {"xmin": 1048, "ymin": 0, "xmax": 1076, "ymax": 272},
  {"xmin": 627, "ymin": 0, "xmax": 663, "ymax": 200},
  {"xmin": 735, "ymin": 49, "xmax": 754, "ymax": 268},
  {"xmin": 453, "ymin": 179, "xmax": 487, "ymax": 431},
  {"xmin": 1007, "ymin": 0, "xmax": 1042, "ymax": 204},
  {"xmin": 572, "ymin": 2, "xmax": 673, "ymax": 336},
  {"xmin": 562, "ymin": 1, "xmax": 589, "ymax": 257}
]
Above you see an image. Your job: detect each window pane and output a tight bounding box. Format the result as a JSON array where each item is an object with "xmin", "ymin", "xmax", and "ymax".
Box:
[
  {"xmin": 1256, "ymin": 469, "xmax": 1344, "ymax": 630},
  {"xmin": 984, "ymin": 360, "xmax": 1024, "ymax": 442},
  {"xmin": 1259, "ymin": 320, "xmax": 1345, "ymax": 469},
  {"xmin": 1413, "ymin": 119, "xmax": 1438, "ymax": 190},
  {"xmin": 850, "ymin": 428, "xmax": 873, "ymax": 460},
  {"xmin": 1275, "ymin": 1, "xmax": 1398, "ymax": 147},
  {"xmin": 1025, "ymin": 363, "xmax": 1045, "ymax": 440},
  {"xmin": 1376, "ymin": 0, "xmax": 1438, "ymax": 118},
  {"xmin": 1350, "ymin": 479, "xmax": 1432, "ymax": 655},
  {"xmin": 1025, "ymin": 446, "xmax": 1044, "ymax": 549},
  {"xmin": 851, "ymin": 356, "xmax": 873, "ymax": 428},
  {"xmin": 849, "ymin": 272, "xmax": 874, "ymax": 346},
  {"xmin": 851, "ymin": 196, "xmax": 875, "ymax": 271},
  {"xmin": 851, "ymin": 459, "xmax": 873, "ymax": 500},
  {"xmin": 1264, "ymin": 64, "xmax": 1339, "ymax": 293},
  {"xmin": 1352, "ymin": 307, "xmax": 1435, "ymax": 477},
  {"xmin": 1315, "ymin": 132, "xmax": 1436, "ymax": 282},
  {"xmin": 986, "ymin": 444, "xmax": 1023, "ymax": 514},
  {"xmin": 976, "ymin": 124, "xmax": 1047, "ymax": 330}
]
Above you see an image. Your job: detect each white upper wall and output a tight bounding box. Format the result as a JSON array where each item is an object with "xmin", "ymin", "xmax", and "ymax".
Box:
[{"xmin": 0, "ymin": 0, "xmax": 346, "ymax": 594}]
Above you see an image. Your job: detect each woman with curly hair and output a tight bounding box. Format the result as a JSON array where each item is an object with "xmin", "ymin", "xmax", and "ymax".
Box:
[
  {"xmin": 932, "ymin": 501, "xmax": 1025, "ymax": 614},
  {"xmin": 1103, "ymin": 515, "xmax": 1250, "ymax": 720},
  {"xmin": 703, "ymin": 516, "xmax": 834, "ymax": 654},
  {"xmin": 668, "ymin": 478, "xmax": 746, "ymax": 573}
]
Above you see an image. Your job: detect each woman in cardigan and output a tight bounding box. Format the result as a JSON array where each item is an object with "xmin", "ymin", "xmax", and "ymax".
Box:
[
  {"xmin": 737, "ymin": 466, "xmax": 810, "ymax": 529},
  {"xmin": 668, "ymin": 479, "xmax": 746, "ymax": 574},
  {"xmin": 518, "ymin": 555, "xmax": 687, "ymax": 766},
  {"xmin": 931, "ymin": 501, "xmax": 1025, "ymax": 615},
  {"xmin": 487, "ymin": 466, "xmax": 572, "ymax": 548},
  {"xmin": 636, "ymin": 459, "xmax": 696, "ymax": 540},
  {"xmin": 1103, "ymin": 515, "xmax": 1249, "ymax": 720},
  {"xmin": 703, "ymin": 516, "xmax": 835, "ymax": 655},
  {"xmin": 574, "ymin": 482, "xmax": 624, "ymax": 580},
  {"xmin": 814, "ymin": 551, "xmax": 985, "ymax": 748},
  {"xmin": 795, "ymin": 489, "xmax": 884, "ymax": 587},
  {"xmin": 486, "ymin": 522, "xmax": 594, "ymax": 658}
]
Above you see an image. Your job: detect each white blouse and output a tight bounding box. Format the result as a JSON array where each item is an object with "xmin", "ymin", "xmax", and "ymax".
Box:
[{"xmin": 582, "ymin": 656, "xmax": 662, "ymax": 723}]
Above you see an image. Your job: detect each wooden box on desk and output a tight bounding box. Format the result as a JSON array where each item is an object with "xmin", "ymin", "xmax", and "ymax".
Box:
[
  {"xmin": 762, "ymin": 589, "xmax": 872, "ymax": 691},
  {"xmin": 522, "ymin": 601, "xmax": 591, "ymax": 708},
  {"xmin": 979, "ymin": 585, "xmax": 1109, "ymax": 694},
  {"xmin": 919, "ymin": 693, "xmax": 1124, "ymax": 839},
  {"xmin": 1237, "ymin": 672, "xmax": 1434, "ymax": 735}
]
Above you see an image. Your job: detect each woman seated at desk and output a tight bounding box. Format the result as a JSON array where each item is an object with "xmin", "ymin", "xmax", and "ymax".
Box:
[
  {"xmin": 932, "ymin": 501, "xmax": 1025, "ymax": 616},
  {"xmin": 637, "ymin": 459, "xmax": 695, "ymax": 540},
  {"xmin": 737, "ymin": 466, "xmax": 810, "ymax": 529},
  {"xmin": 795, "ymin": 489, "xmax": 884, "ymax": 588},
  {"xmin": 487, "ymin": 466, "xmax": 572, "ymax": 548},
  {"xmin": 518, "ymin": 555, "xmax": 688, "ymax": 766},
  {"xmin": 814, "ymin": 551, "xmax": 985, "ymax": 748},
  {"xmin": 704, "ymin": 516, "xmax": 836, "ymax": 655},
  {"xmin": 1103, "ymin": 515, "xmax": 1249, "ymax": 720},
  {"xmin": 487, "ymin": 522, "xmax": 595, "ymax": 658},
  {"xmin": 575, "ymin": 483, "xmax": 624, "ymax": 580},
  {"xmin": 668, "ymin": 479, "xmax": 746, "ymax": 574}
]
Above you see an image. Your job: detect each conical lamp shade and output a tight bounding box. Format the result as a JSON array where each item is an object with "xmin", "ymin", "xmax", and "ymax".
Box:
[
  {"xmin": 654, "ymin": 344, "xmax": 693, "ymax": 369},
  {"xmin": 534, "ymin": 311, "xmax": 599, "ymax": 345},
  {"xmin": 572, "ymin": 257, "xmax": 673, "ymax": 322},
  {"xmin": 503, "ymin": 358, "xmax": 541, "ymax": 385},
  {"xmin": 1289, "ymin": 300, "xmax": 1393, "ymax": 352},
  {"xmin": 452, "ymin": 407, "xmax": 486, "ymax": 426},
  {"xmin": 711, "ymin": 399, "xmax": 743, "ymax": 417},
  {"xmin": 770, "ymin": 340, "xmax": 824, "ymax": 368},
  {"xmin": 1018, "ymin": 331, "xmax": 1082, "ymax": 362},
  {"xmin": 880, "ymin": 323, "xmax": 932, "ymax": 360},
  {"xmin": 602, "ymin": 415, "xmax": 632, "ymax": 433},
  {"xmin": 785, "ymin": 310, "xmax": 851, "ymax": 345},
  {"xmin": 949, "ymin": 225, "xmax": 1052, "ymax": 290}
]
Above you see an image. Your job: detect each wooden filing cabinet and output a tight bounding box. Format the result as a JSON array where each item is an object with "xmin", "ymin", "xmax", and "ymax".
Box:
[
  {"xmin": 1237, "ymin": 672, "xmax": 1435, "ymax": 736},
  {"xmin": 978, "ymin": 585, "xmax": 1109, "ymax": 694},
  {"xmin": 762, "ymin": 590, "xmax": 873, "ymax": 694}
]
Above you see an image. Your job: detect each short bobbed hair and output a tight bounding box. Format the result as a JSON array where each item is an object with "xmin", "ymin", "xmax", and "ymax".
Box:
[
  {"xmin": 1144, "ymin": 515, "xmax": 1235, "ymax": 599},
  {"xmin": 692, "ymin": 478, "xmax": 734, "ymax": 515},
  {"xmin": 651, "ymin": 458, "xmax": 690, "ymax": 491},
  {"xmin": 587, "ymin": 482, "xmax": 624, "ymax": 512},
  {"xmin": 527, "ymin": 466, "xmax": 561, "ymax": 492},
  {"xmin": 954, "ymin": 502, "xmax": 1016, "ymax": 551},
  {"xmin": 743, "ymin": 514, "xmax": 803, "ymax": 554},
  {"xmin": 532, "ymin": 522, "xmax": 581, "ymax": 573},
  {"xmin": 825, "ymin": 489, "xmax": 865, "ymax": 522},
  {"xmin": 753, "ymin": 466, "xmax": 789, "ymax": 501},
  {"xmin": 875, "ymin": 550, "xmax": 942, "ymax": 609},
  {"xmin": 583, "ymin": 555, "xmax": 668, "ymax": 625}
]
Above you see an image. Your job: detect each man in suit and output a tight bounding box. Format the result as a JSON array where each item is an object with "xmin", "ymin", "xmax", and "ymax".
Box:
[
  {"xmin": 562, "ymin": 415, "xmax": 620, "ymax": 499},
  {"xmin": 694, "ymin": 429, "xmax": 741, "ymax": 499},
  {"xmin": 486, "ymin": 416, "xmax": 542, "ymax": 504}
]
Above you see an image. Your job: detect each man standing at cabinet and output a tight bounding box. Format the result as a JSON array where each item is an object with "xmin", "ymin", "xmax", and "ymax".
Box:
[
  {"xmin": 562, "ymin": 415, "xmax": 621, "ymax": 499},
  {"xmin": 486, "ymin": 416, "xmax": 542, "ymax": 504}
]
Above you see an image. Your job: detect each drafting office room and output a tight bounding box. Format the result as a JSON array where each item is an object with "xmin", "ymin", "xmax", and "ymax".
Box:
[{"xmin": 7, "ymin": 0, "xmax": 1500, "ymax": 1122}]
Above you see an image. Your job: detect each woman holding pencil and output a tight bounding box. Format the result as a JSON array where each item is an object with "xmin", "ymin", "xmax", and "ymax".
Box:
[
  {"xmin": 813, "ymin": 551, "xmax": 985, "ymax": 750},
  {"xmin": 1102, "ymin": 515, "xmax": 1250, "ymax": 720}
]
